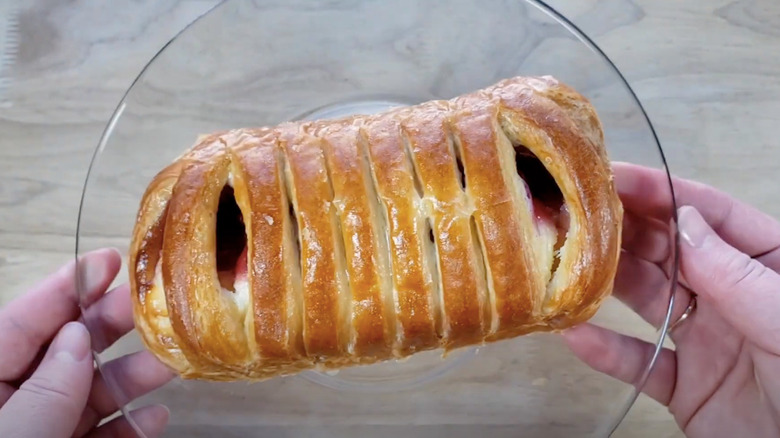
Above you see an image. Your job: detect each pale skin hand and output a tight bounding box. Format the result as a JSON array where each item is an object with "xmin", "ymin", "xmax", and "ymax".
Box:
[
  {"xmin": 563, "ymin": 163, "xmax": 780, "ymax": 437},
  {"xmin": 0, "ymin": 248, "xmax": 174, "ymax": 438}
]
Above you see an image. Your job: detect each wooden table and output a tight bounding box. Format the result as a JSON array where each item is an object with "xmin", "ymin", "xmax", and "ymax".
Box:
[{"xmin": 1, "ymin": 1, "xmax": 778, "ymax": 437}]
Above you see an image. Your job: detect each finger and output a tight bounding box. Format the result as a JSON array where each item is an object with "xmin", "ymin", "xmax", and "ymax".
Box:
[
  {"xmin": 6, "ymin": 345, "xmax": 47, "ymax": 390},
  {"xmin": 613, "ymin": 251, "xmax": 692, "ymax": 329},
  {"xmin": 80, "ymin": 284, "xmax": 135, "ymax": 353},
  {"xmin": 678, "ymin": 206, "xmax": 780, "ymax": 354},
  {"xmin": 0, "ymin": 322, "xmax": 94, "ymax": 438},
  {"xmin": 74, "ymin": 351, "xmax": 174, "ymax": 437},
  {"xmin": 561, "ymin": 323, "xmax": 677, "ymax": 406},
  {"xmin": 0, "ymin": 248, "xmax": 121, "ymax": 381},
  {"xmin": 83, "ymin": 404, "xmax": 170, "ymax": 438},
  {"xmin": 0, "ymin": 383, "xmax": 12, "ymax": 406},
  {"xmin": 613, "ymin": 162, "xmax": 780, "ymax": 259},
  {"xmin": 613, "ymin": 251, "xmax": 667, "ymax": 326},
  {"xmin": 622, "ymin": 211, "xmax": 671, "ymax": 264}
]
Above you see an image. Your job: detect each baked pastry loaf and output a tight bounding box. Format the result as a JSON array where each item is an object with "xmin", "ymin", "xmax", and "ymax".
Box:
[{"xmin": 129, "ymin": 76, "xmax": 623, "ymax": 381}]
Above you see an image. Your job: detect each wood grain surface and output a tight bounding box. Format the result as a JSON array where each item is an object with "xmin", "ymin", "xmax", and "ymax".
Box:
[{"xmin": 1, "ymin": 1, "xmax": 778, "ymax": 437}]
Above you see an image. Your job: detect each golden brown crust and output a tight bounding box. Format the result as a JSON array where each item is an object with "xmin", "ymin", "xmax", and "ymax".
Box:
[
  {"xmin": 163, "ymin": 140, "xmax": 252, "ymax": 371},
  {"xmin": 228, "ymin": 129, "xmax": 304, "ymax": 362},
  {"xmin": 315, "ymin": 121, "xmax": 394, "ymax": 359},
  {"xmin": 362, "ymin": 116, "xmax": 440, "ymax": 354},
  {"xmin": 129, "ymin": 75, "xmax": 623, "ymax": 381},
  {"xmin": 399, "ymin": 101, "xmax": 486, "ymax": 348},
  {"xmin": 282, "ymin": 122, "xmax": 356, "ymax": 361},
  {"xmin": 450, "ymin": 101, "xmax": 542, "ymax": 342},
  {"xmin": 490, "ymin": 78, "xmax": 622, "ymax": 327}
]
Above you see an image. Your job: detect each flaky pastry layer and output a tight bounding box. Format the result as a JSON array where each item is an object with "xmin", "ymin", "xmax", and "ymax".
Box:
[{"xmin": 129, "ymin": 76, "xmax": 623, "ymax": 381}]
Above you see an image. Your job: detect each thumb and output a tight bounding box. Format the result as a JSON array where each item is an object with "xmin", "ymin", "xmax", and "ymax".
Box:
[
  {"xmin": 678, "ymin": 205, "xmax": 780, "ymax": 353},
  {"xmin": 0, "ymin": 322, "xmax": 93, "ymax": 438}
]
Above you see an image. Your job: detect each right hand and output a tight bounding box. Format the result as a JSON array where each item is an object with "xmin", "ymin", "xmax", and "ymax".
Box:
[{"xmin": 563, "ymin": 163, "xmax": 780, "ymax": 437}]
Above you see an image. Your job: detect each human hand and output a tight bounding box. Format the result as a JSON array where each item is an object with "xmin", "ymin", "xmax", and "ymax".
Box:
[
  {"xmin": 0, "ymin": 248, "xmax": 174, "ymax": 438},
  {"xmin": 562, "ymin": 163, "xmax": 780, "ymax": 437}
]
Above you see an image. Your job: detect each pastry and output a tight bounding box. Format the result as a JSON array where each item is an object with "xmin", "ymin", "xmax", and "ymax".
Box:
[{"xmin": 128, "ymin": 75, "xmax": 623, "ymax": 381}]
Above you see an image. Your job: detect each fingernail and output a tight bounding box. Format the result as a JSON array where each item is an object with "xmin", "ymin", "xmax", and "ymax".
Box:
[
  {"xmin": 51, "ymin": 322, "xmax": 91, "ymax": 362},
  {"xmin": 678, "ymin": 206, "xmax": 709, "ymax": 248}
]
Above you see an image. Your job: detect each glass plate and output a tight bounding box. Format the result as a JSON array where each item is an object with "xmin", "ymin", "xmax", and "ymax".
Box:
[{"xmin": 75, "ymin": 1, "xmax": 680, "ymax": 437}]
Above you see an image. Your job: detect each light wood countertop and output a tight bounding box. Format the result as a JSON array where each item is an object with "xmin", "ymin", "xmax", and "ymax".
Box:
[{"xmin": 1, "ymin": 1, "xmax": 778, "ymax": 437}]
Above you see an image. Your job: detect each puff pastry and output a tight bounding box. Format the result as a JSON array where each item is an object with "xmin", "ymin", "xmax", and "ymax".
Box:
[{"xmin": 129, "ymin": 76, "xmax": 623, "ymax": 381}]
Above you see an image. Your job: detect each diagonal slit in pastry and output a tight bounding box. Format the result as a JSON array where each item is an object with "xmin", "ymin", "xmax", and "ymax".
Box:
[
  {"xmin": 514, "ymin": 145, "xmax": 569, "ymax": 281},
  {"xmin": 216, "ymin": 185, "xmax": 248, "ymax": 293}
]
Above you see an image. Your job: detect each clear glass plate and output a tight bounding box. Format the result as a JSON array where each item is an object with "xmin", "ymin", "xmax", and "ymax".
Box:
[{"xmin": 75, "ymin": 1, "xmax": 680, "ymax": 437}]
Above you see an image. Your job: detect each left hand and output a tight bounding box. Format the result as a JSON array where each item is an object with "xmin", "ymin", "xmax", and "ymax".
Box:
[{"xmin": 0, "ymin": 248, "xmax": 174, "ymax": 438}]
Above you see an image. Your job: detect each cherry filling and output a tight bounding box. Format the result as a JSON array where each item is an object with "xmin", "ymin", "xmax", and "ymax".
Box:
[
  {"xmin": 216, "ymin": 185, "xmax": 248, "ymax": 292},
  {"xmin": 514, "ymin": 146, "xmax": 569, "ymax": 269}
]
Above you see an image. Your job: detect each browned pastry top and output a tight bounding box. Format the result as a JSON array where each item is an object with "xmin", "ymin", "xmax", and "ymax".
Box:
[{"xmin": 129, "ymin": 75, "xmax": 623, "ymax": 381}]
